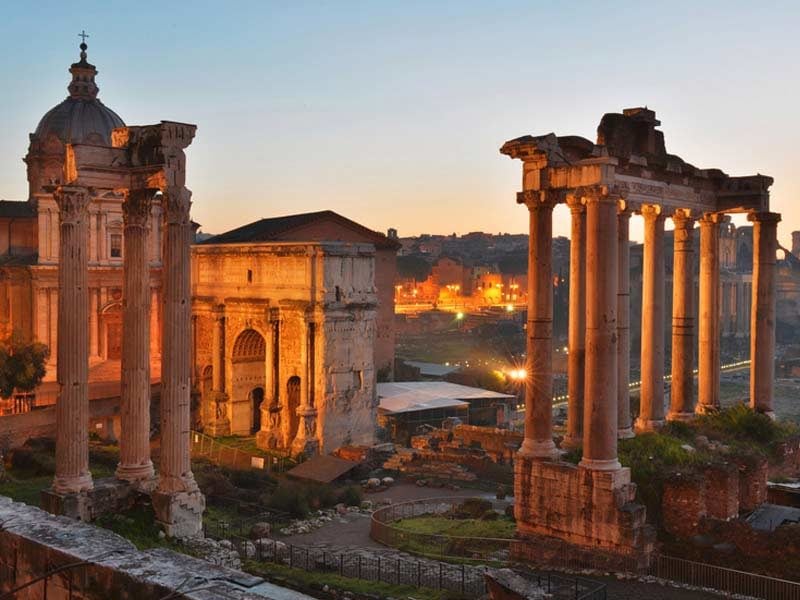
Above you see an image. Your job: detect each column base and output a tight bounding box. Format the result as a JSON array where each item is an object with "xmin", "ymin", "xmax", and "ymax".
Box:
[
  {"xmin": 560, "ymin": 434, "xmax": 583, "ymax": 450},
  {"xmin": 518, "ymin": 438, "xmax": 560, "ymax": 460},
  {"xmin": 634, "ymin": 418, "xmax": 664, "ymax": 433},
  {"xmin": 41, "ymin": 488, "xmax": 93, "ymax": 521},
  {"xmin": 291, "ymin": 436, "xmax": 320, "ymax": 458},
  {"xmin": 753, "ymin": 408, "xmax": 776, "ymax": 420},
  {"xmin": 578, "ymin": 457, "xmax": 622, "ymax": 471},
  {"xmin": 52, "ymin": 472, "xmax": 94, "ymax": 496},
  {"xmin": 152, "ymin": 489, "xmax": 205, "ymax": 539},
  {"xmin": 41, "ymin": 478, "xmax": 139, "ymax": 522},
  {"xmin": 617, "ymin": 427, "xmax": 635, "ymax": 439},
  {"xmin": 695, "ymin": 403, "xmax": 719, "ymax": 416},
  {"xmin": 666, "ymin": 411, "xmax": 695, "ymax": 423},
  {"xmin": 115, "ymin": 460, "xmax": 155, "ymax": 484}
]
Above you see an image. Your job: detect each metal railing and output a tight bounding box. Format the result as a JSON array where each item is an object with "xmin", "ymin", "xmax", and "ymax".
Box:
[
  {"xmin": 189, "ymin": 430, "xmax": 292, "ymax": 473},
  {"xmin": 649, "ymin": 554, "xmax": 800, "ymax": 600},
  {"xmin": 370, "ymin": 497, "xmax": 515, "ymax": 562},
  {"xmin": 234, "ymin": 537, "xmax": 605, "ymax": 600},
  {"xmin": 369, "ymin": 496, "xmax": 800, "ymax": 600}
]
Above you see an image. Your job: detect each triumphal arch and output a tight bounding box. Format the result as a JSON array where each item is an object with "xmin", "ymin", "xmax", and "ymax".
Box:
[
  {"xmin": 502, "ymin": 107, "xmax": 779, "ymax": 566},
  {"xmin": 40, "ymin": 121, "xmax": 204, "ymax": 537}
]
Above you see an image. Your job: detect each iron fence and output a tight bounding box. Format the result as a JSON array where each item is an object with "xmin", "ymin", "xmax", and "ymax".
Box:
[
  {"xmin": 648, "ymin": 554, "xmax": 800, "ymax": 600},
  {"xmin": 235, "ymin": 537, "xmax": 605, "ymax": 600},
  {"xmin": 369, "ymin": 496, "xmax": 800, "ymax": 600},
  {"xmin": 190, "ymin": 430, "xmax": 292, "ymax": 473}
]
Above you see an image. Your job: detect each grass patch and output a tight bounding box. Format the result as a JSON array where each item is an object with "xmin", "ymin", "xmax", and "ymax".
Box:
[
  {"xmin": 244, "ymin": 561, "xmax": 450, "ymax": 600},
  {"xmin": 0, "ymin": 475, "xmax": 51, "ymax": 505},
  {"xmin": 393, "ymin": 515, "xmax": 515, "ymax": 539},
  {"xmin": 95, "ymin": 503, "xmax": 179, "ymax": 551}
]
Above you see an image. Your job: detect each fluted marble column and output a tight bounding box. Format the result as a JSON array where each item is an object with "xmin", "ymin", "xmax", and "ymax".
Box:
[
  {"xmin": 150, "ymin": 288, "xmax": 160, "ymax": 358},
  {"xmin": 519, "ymin": 191, "xmax": 558, "ymax": 460},
  {"xmin": 53, "ymin": 186, "xmax": 93, "ymax": 494},
  {"xmin": 637, "ymin": 205, "xmax": 666, "ymax": 432},
  {"xmin": 668, "ymin": 210, "xmax": 696, "ymax": 421},
  {"xmin": 617, "ymin": 207, "xmax": 633, "ymax": 438},
  {"xmin": 580, "ymin": 192, "xmax": 620, "ymax": 471},
  {"xmin": 116, "ymin": 189, "xmax": 155, "ymax": 482},
  {"xmin": 89, "ymin": 289, "xmax": 99, "ymax": 359},
  {"xmin": 156, "ymin": 186, "xmax": 199, "ymax": 495},
  {"xmin": 563, "ymin": 196, "xmax": 586, "ymax": 449},
  {"xmin": 749, "ymin": 212, "xmax": 780, "ymax": 416},
  {"xmin": 697, "ymin": 214, "xmax": 722, "ymax": 414}
]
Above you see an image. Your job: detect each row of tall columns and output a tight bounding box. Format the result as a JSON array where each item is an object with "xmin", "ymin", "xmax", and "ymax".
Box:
[
  {"xmin": 526, "ymin": 195, "xmax": 782, "ymax": 468},
  {"xmin": 51, "ymin": 185, "xmax": 199, "ymax": 506},
  {"xmin": 116, "ymin": 190, "xmax": 155, "ymax": 482}
]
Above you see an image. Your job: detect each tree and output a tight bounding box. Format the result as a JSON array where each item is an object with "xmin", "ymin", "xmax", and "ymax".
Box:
[{"xmin": 0, "ymin": 335, "xmax": 50, "ymax": 399}]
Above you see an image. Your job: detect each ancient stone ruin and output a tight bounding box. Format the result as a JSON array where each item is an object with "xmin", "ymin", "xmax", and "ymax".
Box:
[
  {"xmin": 501, "ymin": 107, "xmax": 780, "ymax": 567},
  {"xmin": 39, "ymin": 120, "xmax": 205, "ymax": 537}
]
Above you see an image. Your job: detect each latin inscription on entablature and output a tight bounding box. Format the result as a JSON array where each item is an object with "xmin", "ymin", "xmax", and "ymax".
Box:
[{"xmin": 613, "ymin": 175, "xmax": 716, "ymax": 211}]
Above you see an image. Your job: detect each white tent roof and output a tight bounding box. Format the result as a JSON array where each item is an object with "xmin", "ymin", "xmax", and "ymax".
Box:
[{"xmin": 377, "ymin": 381, "xmax": 513, "ymax": 415}]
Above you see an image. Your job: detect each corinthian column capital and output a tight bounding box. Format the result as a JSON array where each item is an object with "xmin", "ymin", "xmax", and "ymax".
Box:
[
  {"xmin": 123, "ymin": 189, "xmax": 155, "ymax": 229},
  {"xmin": 54, "ymin": 186, "xmax": 91, "ymax": 223},
  {"xmin": 672, "ymin": 208, "xmax": 695, "ymax": 231},
  {"xmin": 162, "ymin": 186, "xmax": 193, "ymax": 224}
]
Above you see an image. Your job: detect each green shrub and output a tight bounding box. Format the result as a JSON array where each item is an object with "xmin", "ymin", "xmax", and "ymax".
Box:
[
  {"xmin": 9, "ymin": 447, "xmax": 54, "ymax": 476},
  {"xmin": 336, "ymin": 485, "xmax": 362, "ymax": 507},
  {"xmin": 449, "ymin": 498, "xmax": 493, "ymax": 519},
  {"xmin": 697, "ymin": 403, "xmax": 798, "ymax": 450},
  {"xmin": 267, "ymin": 483, "xmax": 311, "ymax": 518}
]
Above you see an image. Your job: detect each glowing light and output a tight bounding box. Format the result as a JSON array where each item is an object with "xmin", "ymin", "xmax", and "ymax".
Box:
[
  {"xmin": 456, "ymin": 312, "xmax": 465, "ymax": 320},
  {"xmin": 506, "ymin": 304, "xmax": 514, "ymax": 313}
]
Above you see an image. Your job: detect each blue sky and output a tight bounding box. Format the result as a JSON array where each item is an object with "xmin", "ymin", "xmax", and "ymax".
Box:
[{"xmin": 1, "ymin": 1, "xmax": 798, "ymax": 245}]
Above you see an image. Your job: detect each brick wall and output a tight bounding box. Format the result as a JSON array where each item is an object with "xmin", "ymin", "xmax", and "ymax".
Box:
[{"xmin": 662, "ymin": 472, "xmax": 706, "ymax": 538}]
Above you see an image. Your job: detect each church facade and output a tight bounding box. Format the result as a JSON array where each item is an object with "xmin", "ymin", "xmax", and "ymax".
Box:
[{"xmin": 0, "ymin": 44, "xmax": 162, "ymax": 405}]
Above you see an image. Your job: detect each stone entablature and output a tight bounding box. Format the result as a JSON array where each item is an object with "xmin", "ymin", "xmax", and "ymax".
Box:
[
  {"xmin": 501, "ymin": 108, "xmax": 771, "ymax": 216},
  {"xmin": 192, "ymin": 241, "xmax": 378, "ymax": 455}
]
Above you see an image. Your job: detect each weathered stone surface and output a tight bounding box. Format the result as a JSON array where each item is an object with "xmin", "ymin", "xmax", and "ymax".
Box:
[
  {"xmin": 513, "ymin": 458, "xmax": 653, "ymax": 569},
  {"xmin": 0, "ymin": 494, "xmax": 312, "ymax": 599}
]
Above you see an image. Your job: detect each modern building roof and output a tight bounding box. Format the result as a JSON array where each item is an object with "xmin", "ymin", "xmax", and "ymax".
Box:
[
  {"xmin": 377, "ymin": 381, "xmax": 513, "ymax": 415},
  {"xmin": 404, "ymin": 361, "xmax": 461, "ymax": 378},
  {"xmin": 201, "ymin": 210, "xmax": 401, "ymax": 250},
  {"xmin": 286, "ymin": 454, "xmax": 358, "ymax": 484}
]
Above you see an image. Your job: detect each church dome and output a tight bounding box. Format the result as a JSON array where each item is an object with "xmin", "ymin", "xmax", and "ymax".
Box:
[{"xmin": 33, "ymin": 40, "xmax": 124, "ymax": 146}]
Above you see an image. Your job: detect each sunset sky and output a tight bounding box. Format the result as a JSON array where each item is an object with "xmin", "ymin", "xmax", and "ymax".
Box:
[{"xmin": 1, "ymin": 1, "xmax": 798, "ymax": 247}]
